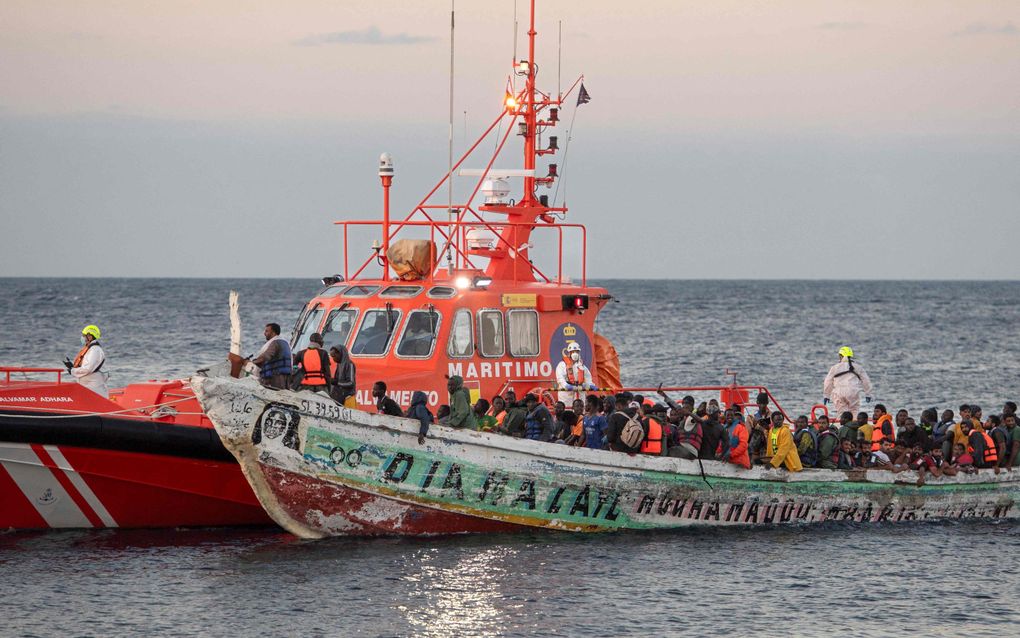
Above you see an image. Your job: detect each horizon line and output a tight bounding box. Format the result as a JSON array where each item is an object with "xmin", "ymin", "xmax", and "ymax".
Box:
[{"xmin": 2, "ymin": 276, "xmax": 1019, "ymax": 283}]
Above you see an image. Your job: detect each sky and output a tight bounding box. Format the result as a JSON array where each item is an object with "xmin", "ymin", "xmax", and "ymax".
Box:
[{"xmin": 1, "ymin": 0, "xmax": 1018, "ymax": 279}]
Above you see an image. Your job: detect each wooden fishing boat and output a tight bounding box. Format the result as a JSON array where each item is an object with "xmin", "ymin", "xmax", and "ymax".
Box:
[{"xmin": 193, "ymin": 375, "xmax": 1020, "ymax": 538}]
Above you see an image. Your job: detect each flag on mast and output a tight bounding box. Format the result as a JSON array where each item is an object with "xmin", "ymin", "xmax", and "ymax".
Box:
[{"xmin": 576, "ymin": 83, "xmax": 591, "ymax": 106}]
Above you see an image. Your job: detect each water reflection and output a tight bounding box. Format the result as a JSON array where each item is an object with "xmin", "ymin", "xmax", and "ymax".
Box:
[{"xmin": 399, "ymin": 545, "xmax": 518, "ymax": 637}]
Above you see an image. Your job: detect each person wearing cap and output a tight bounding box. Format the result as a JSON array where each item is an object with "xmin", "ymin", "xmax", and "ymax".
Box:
[
  {"xmin": 822, "ymin": 346, "xmax": 873, "ymax": 416},
  {"xmin": 291, "ymin": 332, "xmax": 331, "ymax": 393},
  {"xmin": 64, "ymin": 324, "xmax": 109, "ymax": 398}
]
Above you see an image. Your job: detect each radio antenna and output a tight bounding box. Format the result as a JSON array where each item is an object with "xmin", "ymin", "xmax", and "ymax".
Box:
[
  {"xmin": 446, "ymin": 0, "xmax": 455, "ymax": 272},
  {"xmin": 558, "ymin": 20, "xmax": 562, "ymax": 99},
  {"xmin": 513, "ymin": 0, "xmax": 518, "ymax": 62}
]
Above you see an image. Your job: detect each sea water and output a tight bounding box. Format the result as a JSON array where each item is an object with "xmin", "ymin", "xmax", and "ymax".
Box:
[{"xmin": 1, "ymin": 278, "xmax": 1018, "ymax": 637}]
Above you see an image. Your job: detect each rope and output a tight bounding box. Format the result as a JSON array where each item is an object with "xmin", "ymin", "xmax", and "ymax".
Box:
[
  {"xmin": 0, "ymin": 395, "xmax": 197, "ymax": 420},
  {"xmin": 696, "ymin": 456, "xmax": 714, "ymax": 490}
]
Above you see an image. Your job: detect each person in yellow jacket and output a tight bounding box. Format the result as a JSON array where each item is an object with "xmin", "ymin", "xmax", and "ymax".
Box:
[{"xmin": 765, "ymin": 412, "xmax": 803, "ymax": 472}]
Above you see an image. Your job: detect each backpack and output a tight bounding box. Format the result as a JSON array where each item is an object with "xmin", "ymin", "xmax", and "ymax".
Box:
[
  {"xmin": 794, "ymin": 427, "xmax": 819, "ymax": 466},
  {"xmin": 620, "ymin": 413, "xmax": 646, "ymax": 449}
]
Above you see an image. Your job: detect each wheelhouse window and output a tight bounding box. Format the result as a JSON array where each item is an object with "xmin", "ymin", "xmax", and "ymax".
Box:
[
  {"xmin": 342, "ymin": 285, "xmax": 380, "ymax": 298},
  {"xmin": 320, "ymin": 285, "xmax": 349, "ymax": 298},
  {"xmin": 396, "ymin": 310, "xmax": 441, "ymax": 358},
  {"xmin": 380, "ymin": 285, "xmax": 423, "ymax": 299},
  {"xmin": 321, "ymin": 308, "xmax": 358, "ymax": 351},
  {"xmin": 427, "ymin": 286, "xmax": 457, "ymax": 299},
  {"xmin": 478, "ymin": 310, "xmax": 505, "ymax": 358},
  {"xmin": 508, "ymin": 310, "xmax": 540, "ymax": 357},
  {"xmin": 292, "ymin": 306, "xmax": 324, "ymax": 352},
  {"xmin": 447, "ymin": 309, "xmax": 474, "ymax": 358},
  {"xmin": 351, "ymin": 308, "xmax": 402, "ymax": 356}
]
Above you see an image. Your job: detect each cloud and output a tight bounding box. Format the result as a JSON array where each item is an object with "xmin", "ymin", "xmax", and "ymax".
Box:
[
  {"xmin": 293, "ymin": 26, "xmax": 435, "ymax": 47},
  {"xmin": 817, "ymin": 21, "xmax": 868, "ymax": 30},
  {"xmin": 952, "ymin": 22, "xmax": 1018, "ymax": 36}
]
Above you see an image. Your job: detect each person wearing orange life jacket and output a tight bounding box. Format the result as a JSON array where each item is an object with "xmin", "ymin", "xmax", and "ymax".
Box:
[
  {"xmin": 63, "ymin": 324, "xmax": 109, "ymax": 398},
  {"xmin": 722, "ymin": 409, "xmax": 750, "ymax": 469},
  {"xmin": 963, "ymin": 420, "xmax": 998, "ymax": 470},
  {"xmin": 640, "ymin": 407, "xmax": 667, "ymax": 456},
  {"xmin": 823, "ymin": 346, "xmax": 873, "ymax": 416},
  {"xmin": 555, "ymin": 341, "xmax": 597, "ymax": 404},
  {"xmin": 870, "ymin": 404, "xmax": 896, "ymax": 451},
  {"xmin": 291, "ymin": 333, "xmax": 331, "ymax": 394}
]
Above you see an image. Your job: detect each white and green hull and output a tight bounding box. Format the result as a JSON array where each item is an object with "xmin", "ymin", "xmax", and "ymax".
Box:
[{"xmin": 192, "ymin": 376, "xmax": 1020, "ymax": 538}]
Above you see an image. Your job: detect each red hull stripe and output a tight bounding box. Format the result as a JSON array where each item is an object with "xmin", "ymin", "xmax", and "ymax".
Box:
[
  {"xmin": 0, "ymin": 461, "xmax": 49, "ymax": 528},
  {"xmin": 44, "ymin": 446, "xmax": 118, "ymax": 527},
  {"xmin": 31, "ymin": 444, "xmax": 104, "ymax": 528}
]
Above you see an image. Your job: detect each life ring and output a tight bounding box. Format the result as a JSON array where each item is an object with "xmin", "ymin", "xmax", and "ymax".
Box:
[{"xmin": 524, "ymin": 386, "xmax": 557, "ymax": 409}]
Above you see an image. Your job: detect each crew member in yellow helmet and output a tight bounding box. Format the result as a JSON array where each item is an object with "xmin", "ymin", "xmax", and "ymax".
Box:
[
  {"xmin": 822, "ymin": 346, "xmax": 872, "ymax": 416},
  {"xmin": 63, "ymin": 324, "xmax": 110, "ymax": 398}
]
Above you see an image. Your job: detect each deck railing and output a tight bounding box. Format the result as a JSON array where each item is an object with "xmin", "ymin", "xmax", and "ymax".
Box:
[
  {"xmin": 0, "ymin": 366, "xmax": 65, "ymax": 384},
  {"xmin": 335, "ymin": 219, "xmax": 587, "ymax": 287}
]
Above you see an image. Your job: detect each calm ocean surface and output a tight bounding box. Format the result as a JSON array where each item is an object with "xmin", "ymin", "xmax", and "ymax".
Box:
[{"xmin": 1, "ymin": 278, "xmax": 1019, "ymax": 637}]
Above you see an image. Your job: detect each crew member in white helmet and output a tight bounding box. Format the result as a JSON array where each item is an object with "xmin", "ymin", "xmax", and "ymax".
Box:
[
  {"xmin": 556, "ymin": 341, "xmax": 597, "ymax": 404},
  {"xmin": 822, "ymin": 346, "xmax": 872, "ymax": 416},
  {"xmin": 64, "ymin": 324, "xmax": 109, "ymax": 398}
]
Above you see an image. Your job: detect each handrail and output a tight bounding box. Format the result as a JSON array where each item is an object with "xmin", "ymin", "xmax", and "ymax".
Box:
[
  {"xmin": 611, "ymin": 385, "xmax": 792, "ymax": 423},
  {"xmin": 1, "ymin": 367, "xmax": 64, "ymax": 384},
  {"xmin": 334, "ymin": 219, "xmax": 588, "ymax": 287},
  {"xmin": 489, "ymin": 380, "xmax": 793, "ymax": 423}
]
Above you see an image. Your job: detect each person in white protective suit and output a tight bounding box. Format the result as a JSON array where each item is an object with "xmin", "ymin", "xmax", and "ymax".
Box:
[
  {"xmin": 555, "ymin": 342, "xmax": 597, "ymax": 404},
  {"xmin": 822, "ymin": 346, "xmax": 872, "ymax": 416},
  {"xmin": 64, "ymin": 324, "xmax": 110, "ymax": 398}
]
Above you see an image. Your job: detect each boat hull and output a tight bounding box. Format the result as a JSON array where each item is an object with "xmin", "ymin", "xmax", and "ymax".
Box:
[
  {"xmin": 0, "ymin": 440, "xmax": 271, "ymax": 529},
  {"xmin": 193, "ymin": 376, "xmax": 1020, "ymax": 538},
  {"xmin": 0, "ymin": 373, "xmax": 274, "ymax": 530}
]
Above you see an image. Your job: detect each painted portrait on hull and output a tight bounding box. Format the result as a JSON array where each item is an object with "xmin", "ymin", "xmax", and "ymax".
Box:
[{"xmin": 252, "ymin": 403, "xmax": 301, "ymax": 452}]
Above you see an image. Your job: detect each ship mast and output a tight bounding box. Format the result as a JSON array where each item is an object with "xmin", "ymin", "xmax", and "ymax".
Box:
[
  {"xmin": 476, "ymin": 0, "xmax": 574, "ymax": 283},
  {"xmin": 346, "ymin": 0, "xmax": 583, "ymax": 286},
  {"xmin": 521, "ymin": 0, "xmax": 538, "ymax": 206}
]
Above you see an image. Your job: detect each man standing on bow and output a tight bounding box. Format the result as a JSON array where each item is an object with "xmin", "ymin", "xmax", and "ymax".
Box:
[
  {"xmin": 251, "ymin": 323, "xmax": 292, "ymax": 390},
  {"xmin": 65, "ymin": 324, "xmax": 109, "ymax": 398}
]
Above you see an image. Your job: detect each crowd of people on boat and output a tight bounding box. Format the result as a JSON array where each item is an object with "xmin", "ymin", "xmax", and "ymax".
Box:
[
  {"xmin": 409, "ymin": 386, "xmax": 1020, "ymax": 482},
  {"xmin": 250, "ymin": 328, "xmax": 1020, "ymax": 481}
]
